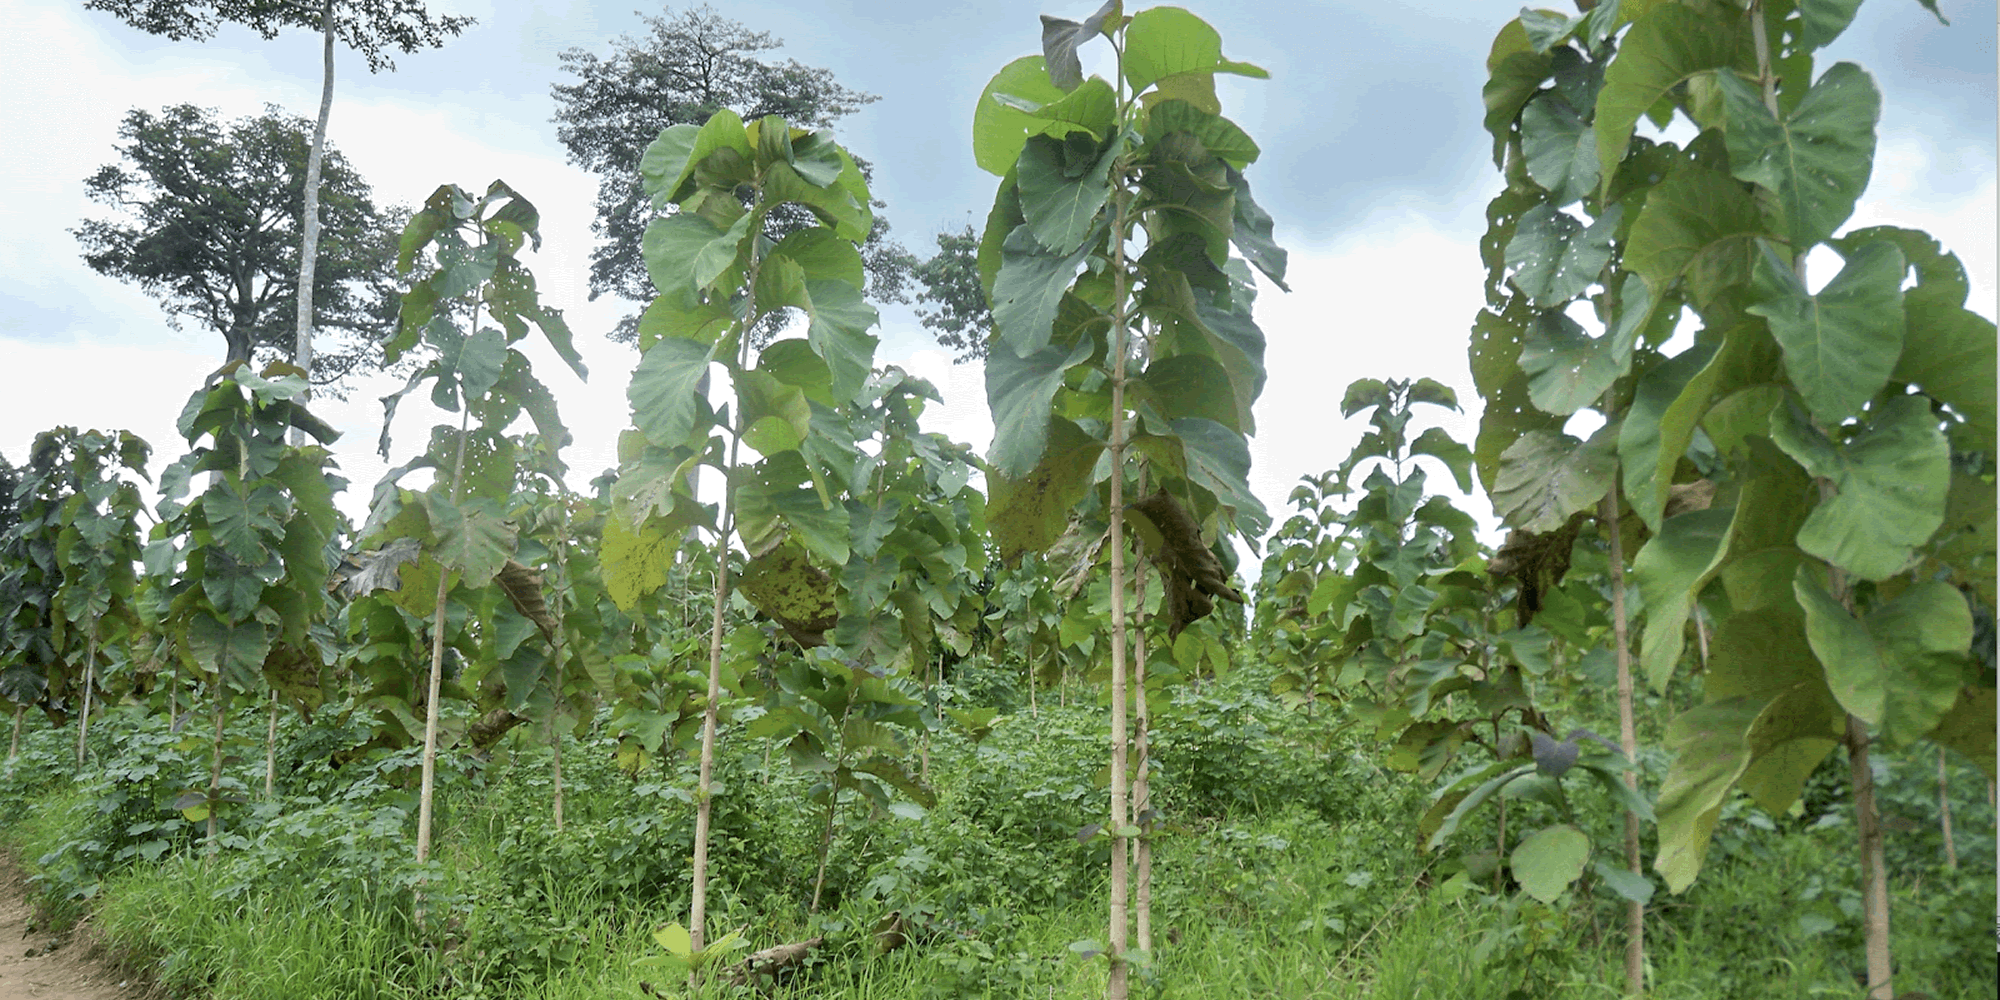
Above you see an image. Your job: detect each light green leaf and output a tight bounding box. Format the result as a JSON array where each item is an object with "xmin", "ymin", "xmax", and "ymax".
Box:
[
  {"xmin": 1796, "ymin": 568, "xmax": 1970, "ymax": 747},
  {"xmin": 1411, "ymin": 427, "xmax": 1475, "ymax": 495},
  {"xmin": 638, "ymin": 124, "xmax": 701, "ymax": 207},
  {"xmin": 1654, "ymin": 697, "xmax": 1757, "ymax": 893},
  {"xmin": 1489, "ymin": 425, "xmax": 1618, "ymax": 534},
  {"xmin": 1618, "ymin": 339, "xmax": 1715, "ymax": 531},
  {"xmin": 642, "ymin": 213, "xmax": 724, "ymax": 298},
  {"xmin": 628, "ymin": 337, "xmax": 715, "ymax": 449},
  {"xmin": 768, "ymin": 227, "xmax": 865, "ymax": 288},
  {"xmin": 1750, "ymin": 239, "xmax": 1905, "ymax": 424},
  {"xmin": 1799, "ymin": 0, "xmax": 1865, "ymax": 50},
  {"xmin": 1769, "ymin": 393, "xmax": 1947, "ymax": 581},
  {"xmin": 1512, "ymin": 825, "xmax": 1590, "ymax": 904},
  {"xmin": 186, "ymin": 611, "xmax": 270, "ymax": 692},
  {"xmin": 1027, "ymin": 75, "xmax": 1119, "ymax": 141},
  {"xmin": 1505, "ymin": 204, "xmax": 1620, "ymax": 309},
  {"xmin": 736, "ymin": 369, "xmax": 811, "ymax": 457},
  {"xmin": 1017, "ymin": 134, "xmax": 1118, "ymax": 255},
  {"xmin": 736, "ymin": 483, "xmax": 849, "ymax": 566},
  {"xmin": 1633, "ymin": 507, "xmax": 1734, "ymax": 692},
  {"xmin": 1593, "ymin": 860, "xmax": 1656, "ymax": 905},
  {"xmin": 986, "ymin": 337, "xmax": 1094, "ymax": 478},
  {"xmin": 973, "ymin": 56, "xmax": 1071, "ymax": 176},
  {"xmin": 1121, "ymin": 6, "xmax": 1265, "ymax": 96},
  {"xmin": 1596, "ymin": 4, "xmax": 1749, "ymax": 199},
  {"xmin": 601, "ymin": 514, "xmax": 672, "ymax": 612},
  {"xmin": 1718, "ymin": 62, "xmax": 1879, "ymax": 252}
]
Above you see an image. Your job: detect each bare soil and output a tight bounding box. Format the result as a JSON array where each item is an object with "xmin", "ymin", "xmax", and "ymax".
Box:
[{"xmin": 0, "ymin": 860, "xmax": 143, "ymax": 1000}]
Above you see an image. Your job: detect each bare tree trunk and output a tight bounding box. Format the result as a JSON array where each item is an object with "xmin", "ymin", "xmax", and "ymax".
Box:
[
  {"xmin": 1602, "ymin": 492, "xmax": 1645, "ymax": 995},
  {"xmin": 1132, "ymin": 537, "xmax": 1152, "ymax": 958},
  {"xmin": 550, "ymin": 712, "xmax": 565, "ymax": 833},
  {"xmin": 264, "ymin": 688, "xmax": 279, "ymax": 799},
  {"xmin": 810, "ymin": 777, "xmax": 841, "ymax": 914},
  {"xmin": 75, "ymin": 628, "xmax": 99, "ymax": 768},
  {"xmin": 690, "ymin": 248, "xmax": 758, "ymax": 974},
  {"xmin": 1104, "ymin": 174, "xmax": 1133, "ymax": 1000},
  {"xmin": 1936, "ymin": 747, "xmax": 1956, "ymax": 870},
  {"xmin": 293, "ymin": 0, "xmax": 335, "ymax": 388},
  {"xmin": 415, "ymin": 407, "xmax": 472, "ymax": 865},
  {"xmin": 7, "ymin": 705, "xmax": 22, "ymax": 778},
  {"xmin": 1847, "ymin": 715, "xmax": 1893, "ymax": 998},
  {"xmin": 1028, "ymin": 640, "xmax": 1038, "ymax": 719},
  {"xmin": 207, "ymin": 685, "xmax": 226, "ymax": 855}
]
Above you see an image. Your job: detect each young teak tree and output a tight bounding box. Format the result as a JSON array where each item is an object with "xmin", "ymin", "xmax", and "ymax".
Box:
[
  {"xmin": 971, "ymin": 5, "xmax": 1285, "ymax": 994},
  {"xmin": 360, "ymin": 180, "xmax": 585, "ymax": 865},
  {"xmin": 1474, "ymin": 3, "xmax": 1992, "ymax": 996},
  {"xmin": 607, "ymin": 106, "xmax": 882, "ymax": 969}
]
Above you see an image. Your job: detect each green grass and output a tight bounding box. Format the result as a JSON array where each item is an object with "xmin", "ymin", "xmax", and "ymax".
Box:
[{"xmin": 1, "ymin": 670, "xmax": 1991, "ymax": 1000}]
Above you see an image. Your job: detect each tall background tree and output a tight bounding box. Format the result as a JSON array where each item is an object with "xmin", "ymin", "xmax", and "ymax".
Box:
[
  {"xmin": 550, "ymin": 4, "xmax": 914, "ymax": 343},
  {"xmin": 74, "ymin": 104, "xmax": 403, "ymax": 396},
  {"xmin": 82, "ymin": 0, "xmax": 474, "ymax": 389},
  {"xmin": 910, "ymin": 223, "xmax": 989, "ymax": 361}
]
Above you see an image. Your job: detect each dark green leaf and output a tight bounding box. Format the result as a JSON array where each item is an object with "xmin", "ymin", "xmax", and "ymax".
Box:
[{"xmin": 1718, "ymin": 62, "xmax": 1879, "ymax": 252}]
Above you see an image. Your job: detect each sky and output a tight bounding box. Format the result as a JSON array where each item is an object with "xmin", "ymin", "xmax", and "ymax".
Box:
[{"xmin": 2, "ymin": 0, "xmax": 1993, "ymax": 560}]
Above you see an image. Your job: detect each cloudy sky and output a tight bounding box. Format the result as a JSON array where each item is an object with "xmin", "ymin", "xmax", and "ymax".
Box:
[{"xmin": 2, "ymin": 0, "xmax": 1993, "ymax": 552}]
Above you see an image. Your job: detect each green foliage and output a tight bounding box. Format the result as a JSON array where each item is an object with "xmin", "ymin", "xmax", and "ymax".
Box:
[{"xmin": 1475, "ymin": 0, "xmax": 1995, "ymax": 899}]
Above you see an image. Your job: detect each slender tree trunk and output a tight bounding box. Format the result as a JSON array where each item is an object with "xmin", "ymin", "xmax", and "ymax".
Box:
[
  {"xmin": 1601, "ymin": 492, "xmax": 1645, "ymax": 996},
  {"xmin": 1104, "ymin": 168, "xmax": 1133, "ymax": 1000},
  {"xmin": 415, "ymin": 407, "xmax": 472, "ymax": 865},
  {"xmin": 7, "ymin": 704, "xmax": 22, "ymax": 778},
  {"xmin": 810, "ymin": 773, "xmax": 842, "ymax": 914},
  {"xmin": 264, "ymin": 688, "xmax": 279, "ymax": 799},
  {"xmin": 1935, "ymin": 747, "xmax": 1956, "ymax": 870},
  {"xmin": 293, "ymin": 0, "xmax": 335, "ymax": 388},
  {"xmin": 1847, "ymin": 715, "xmax": 1893, "ymax": 998},
  {"xmin": 207, "ymin": 684, "xmax": 226, "ymax": 855},
  {"xmin": 1028, "ymin": 640, "xmax": 1038, "ymax": 718},
  {"xmin": 75, "ymin": 628, "xmax": 99, "ymax": 768},
  {"xmin": 1132, "ymin": 536, "xmax": 1151, "ymax": 957},
  {"xmin": 550, "ymin": 712, "xmax": 565, "ymax": 833},
  {"xmin": 691, "ymin": 240, "xmax": 759, "ymax": 970}
]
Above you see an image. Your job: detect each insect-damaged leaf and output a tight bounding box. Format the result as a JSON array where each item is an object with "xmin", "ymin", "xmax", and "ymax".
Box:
[
  {"xmin": 739, "ymin": 543, "xmax": 838, "ymax": 648},
  {"xmin": 1489, "ymin": 425, "xmax": 1618, "ymax": 534},
  {"xmin": 988, "ymin": 417, "xmax": 1103, "ymax": 565},
  {"xmin": 1128, "ymin": 489, "xmax": 1245, "ymax": 638},
  {"xmin": 1717, "ymin": 62, "xmax": 1879, "ymax": 253},
  {"xmin": 1504, "ymin": 203, "xmax": 1620, "ymax": 309}
]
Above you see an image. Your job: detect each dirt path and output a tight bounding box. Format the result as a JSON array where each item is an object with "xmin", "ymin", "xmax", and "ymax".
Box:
[{"xmin": 0, "ymin": 861, "xmax": 142, "ymax": 1000}]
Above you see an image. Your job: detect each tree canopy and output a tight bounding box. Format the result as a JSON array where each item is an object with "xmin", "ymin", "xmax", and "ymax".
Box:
[
  {"xmin": 911, "ymin": 223, "xmax": 989, "ymax": 361},
  {"xmin": 73, "ymin": 104, "xmax": 405, "ymax": 395},
  {"xmin": 550, "ymin": 4, "xmax": 913, "ymax": 343},
  {"xmin": 81, "ymin": 0, "xmax": 473, "ymax": 72}
]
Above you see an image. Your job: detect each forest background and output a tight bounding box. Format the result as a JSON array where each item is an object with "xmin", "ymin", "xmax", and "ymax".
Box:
[{"xmin": 2, "ymin": 0, "xmax": 1993, "ymax": 538}]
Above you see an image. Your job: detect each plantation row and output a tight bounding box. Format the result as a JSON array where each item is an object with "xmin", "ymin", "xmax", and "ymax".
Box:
[{"xmin": 2, "ymin": 1, "xmax": 1994, "ymax": 998}]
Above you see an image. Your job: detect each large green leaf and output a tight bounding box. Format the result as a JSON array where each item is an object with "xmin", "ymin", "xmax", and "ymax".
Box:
[
  {"xmin": 986, "ymin": 338, "xmax": 1093, "ymax": 478},
  {"xmin": 1226, "ymin": 168, "xmax": 1287, "ymax": 290},
  {"xmin": 973, "ymin": 56, "xmax": 1071, "ymax": 176},
  {"xmin": 1634, "ymin": 507, "xmax": 1734, "ymax": 691},
  {"xmin": 1512, "ymin": 824, "xmax": 1590, "ymax": 904},
  {"xmin": 642, "ymin": 213, "xmax": 726, "ymax": 298},
  {"xmin": 1520, "ymin": 92, "xmax": 1598, "ymax": 207},
  {"xmin": 1017, "ymin": 134, "xmax": 1118, "ymax": 255},
  {"xmin": 1702, "ymin": 608, "xmax": 1845, "ymax": 814},
  {"xmin": 1895, "ymin": 298, "xmax": 1997, "ymax": 446},
  {"xmin": 628, "ymin": 337, "xmax": 716, "ymax": 449},
  {"xmin": 1749, "ymin": 239, "xmax": 1905, "ymax": 424},
  {"xmin": 799, "ymin": 278, "xmax": 880, "ymax": 404},
  {"xmin": 186, "ymin": 611, "xmax": 270, "ymax": 692},
  {"xmin": 736, "ymin": 369, "xmax": 812, "ymax": 458},
  {"xmin": 987, "ymin": 417, "xmax": 1103, "ymax": 565},
  {"xmin": 1518, "ymin": 309, "xmax": 1623, "ymax": 416},
  {"xmin": 1769, "ymin": 393, "xmax": 1948, "ymax": 581},
  {"xmin": 1504, "ymin": 204, "xmax": 1620, "ymax": 309},
  {"xmin": 1624, "ymin": 164, "xmax": 1769, "ymax": 314},
  {"xmin": 1148, "ymin": 100, "xmax": 1260, "ymax": 169},
  {"xmin": 601, "ymin": 514, "xmax": 672, "ymax": 612},
  {"xmin": 1488, "ymin": 424, "xmax": 1617, "ymax": 534},
  {"xmin": 1930, "ymin": 687, "xmax": 1997, "ymax": 779},
  {"xmin": 1717, "ymin": 62, "xmax": 1879, "ymax": 252},
  {"xmin": 1653, "ymin": 697, "xmax": 1757, "ymax": 892},
  {"xmin": 1121, "ymin": 6, "xmax": 1267, "ymax": 96},
  {"xmin": 1483, "ymin": 19, "xmax": 1555, "ymax": 167},
  {"xmin": 1596, "ymin": 4, "xmax": 1749, "ymax": 199},
  {"xmin": 1138, "ymin": 354, "xmax": 1238, "ymax": 429},
  {"xmin": 768, "ymin": 227, "xmax": 866, "ymax": 288},
  {"xmin": 736, "ymin": 483, "xmax": 849, "ymax": 566},
  {"xmin": 991, "ymin": 223, "xmax": 1101, "ymax": 356},
  {"xmin": 1172, "ymin": 417, "xmax": 1267, "ymax": 538},
  {"xmin": 202, "ymin": 479, "xmax": 286, "ymax": 564},
  {"xmin": 638, "ymin": 123, "xmax": 701, "ymax": 207},
  {"xmin": 1796, "ymin": 568, "xmax": 1971, "ymax": 747},
  {"xmin": 427, "ymin": 492, "xmax": 516, "ymax": 588}
]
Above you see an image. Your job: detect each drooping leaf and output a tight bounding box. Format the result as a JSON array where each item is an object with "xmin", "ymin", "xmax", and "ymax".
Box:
[
  {"xmin": 991, "ymin": 224, "xmax": 1101, "ymax": 356},
  {"xmin": 186, "ymin": 611, "xmax": 270, "ymax": 692},
  {"xmin": 1489, "ymin": 425, "xmax": 1618, "ymax": 534},
  {"xmin": 987, "ymin": 417, "xmax": 1103, "ymax": 565},
  {"xmin": 986, "ymin": 338, "xmax": 1094, "ymax": 478},
  {"xmin": 739, "ymin": 543, "xmax": 837, "ymax": 647},
  {"xmin": 1769, "ymin": 393, "xmax": 1948, "ymax": 581},
  {"xmin": 1039, "ymin": 0, "xmax": 1120, "ymax": 90},
  {"xmin": 973, "ymin": 56, "xmax": 1071, "ymax": 176},
  {"xmin": 1016, "ymin": 133, "xmax": 1118, "ymax": 255},
  {"xmin": 1717, "ymin": 62, "xmax": 1879, "ymax": 252},
  {"xmin": 1520, "ymin": 92, "xmax": 1598, "ymax": 207},
  {"xmin": 600, "ymin": 513, "xmax": 672, "ymax": 612},
  {"xmin": 1633, "ymin": 507, "xmax": 1734, "ymax": 691},
  {"xmin": 1796, "ymin": 568, "xmax": 1971, "ymax": 747},
  {"xmin": 1894, "ymin": 297, "xmax": 1996, "ymax": 446},
  {"xmin": 628, "ymin": 337, "xmax": 715, "ymax": 449}
]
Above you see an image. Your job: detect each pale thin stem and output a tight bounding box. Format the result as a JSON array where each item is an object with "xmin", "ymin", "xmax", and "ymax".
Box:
[
  {"xmin": 1132, "ymin": 533, "xmax": 1152, "ymax": 957},
  {"xmin": 292, "ymin": 0, "xmax": 335, "ymax": 399},
  {"xmin": 1105, "ymin": 134, "xmax": 1133, "ymax": 1000},
  {"xmin": 416, "ymin": 404, "xmax": 473, "ymax": 865},
  {"xmin": 1937, "ymin": 746, "xmax": 1956, "ymax": 870},
  {"xmin": 75, "ymin": 627, "xmax": 98, "ymax": 769},
  {"xmin": 264, "ymin": 688, "xmax": 278, "ymax": 799},
  {"xmin": 1602, "ymin": 491, "xmax": 1645, "ymax": 997}
]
